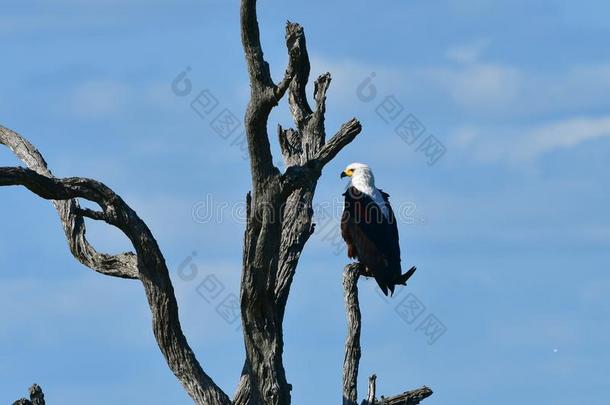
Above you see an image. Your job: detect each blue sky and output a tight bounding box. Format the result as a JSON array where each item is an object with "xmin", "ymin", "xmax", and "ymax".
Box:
[{"xmin": 1, "ymin": 0, "xmax": 609, "ymax": 404}]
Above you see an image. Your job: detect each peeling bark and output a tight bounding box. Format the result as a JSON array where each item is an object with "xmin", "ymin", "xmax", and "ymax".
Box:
[
  {"xmin": 377, "ymin": 386, "xmax": 434, "ymax": 405},
  {"xmin": 0, "ymin": 126, "xmax": 138, "ymax": 279},
  {"xmin": 343, "ymin": 264, "xmax": 362, "ymax": 405},
  {"xmin": 236, "ymin": 1, "xmax": 361, "ymax": 403}
]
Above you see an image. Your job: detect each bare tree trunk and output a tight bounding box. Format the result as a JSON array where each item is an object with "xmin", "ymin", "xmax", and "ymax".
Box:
[
  {"xmin": 343, "ymin": 264, "xmax": 362, "ymax": 405},
  {"xmin": 342, "ymin": 264, "xmax": 433, "ymax": 405},
  {"xmin": 236, "ymin": 1, "xmax": 361, "ymax": 403}
]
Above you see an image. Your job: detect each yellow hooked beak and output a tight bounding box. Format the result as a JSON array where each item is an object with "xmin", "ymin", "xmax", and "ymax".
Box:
[{"xmin": 340, "ymin": 168, "xmax": 354, "ymax": 178}]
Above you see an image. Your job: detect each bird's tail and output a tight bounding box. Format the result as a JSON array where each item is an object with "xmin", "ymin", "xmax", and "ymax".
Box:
[
  {"xmin": 373, "ymin": 274, "xmax": 390, "ymax": 296},
  {"xmin": 395, "ymin": 266, "xmax": 417, "ymax": 285},
  {"xmin": 374, "ymin": 266, "xmax": 417, "ymax": 297}
]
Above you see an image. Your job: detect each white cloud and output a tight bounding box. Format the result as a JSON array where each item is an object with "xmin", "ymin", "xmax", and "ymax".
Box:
[
  {"xmin": 253, "ymin": 45, "xmax": 610, "ymax": 168},
  {"xmin": 445, "ymin": 39, "xmax": 491, "ymax": 65},
  {"xmin": 432, "ymin": 39, "xmax": 526, "ymax": 110},
  {"xmin": 309, "ymin": 55, "xmax": 406, "ymax": 106},
  {"xmin": 436, "ymin": 40, "xmax": 610, "ymax": 164},
  {"xmin": 417, "ymin": 40, "xmax": 610, "ymax": 117},
  {"xmin": 295, "ymin": 47, "xmax": 610, "ymax": 121},
  {"xmin": 451, "ymin": 115, "xmax": 610, "ymax": 164},
  {"xmin": 426, "ymin": 63, "xmax": 522, "ymax": 111},
  {"xmin": 514, "ymin": 116, "xmax": 610, "ymax": 160}
]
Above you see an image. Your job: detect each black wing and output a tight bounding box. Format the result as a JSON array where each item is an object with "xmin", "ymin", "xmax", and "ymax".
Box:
[{"xmin": 341, "ymin": 186, "xmax": 402, "ymax": 295}]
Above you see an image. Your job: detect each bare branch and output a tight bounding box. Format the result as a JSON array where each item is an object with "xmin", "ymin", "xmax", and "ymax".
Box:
[
  {"xmin": 285, "ymin": 21, "xmax": 313, "ymax": 126},
  {"xmin": 279, "ymin": 116, "xmax": 363, "ymax": 196},
  {"xmin": 74, "ymin": 207, "xmax": 108, "ymax": 222},
  {"xmin": 233, "ymin": 368, "xmax": 253, "ymax": 405},
  {"xmin": 313, "ymin": 72, "xmax": 332, "ymax": 117},
  {"xmin": 278, "ymin": 125, "xmax": 302, "ymax": 165},
  {"xmin": 341, "ymin": 263, "xmax": 433, "ymax": 405},
  {"xmin": 276, "ymin": 28, "xmax": 362, "ymax": 191},
  {"xmin": 364, "ymin": 375, "xmax": 377, "ymax": 405},
  {"xmin": 0, "ymin": 125, "xmax": 138, "ymax": 279},
  {"xmin": 377, "ymin": 386, "xmax": 434, "ymax": 405},
  {"xmin": 343, "ymin": 263, "xmax": 363, "ymax": 405},
  {"xmin": 0, "ymin": 132, "xmax": 231, "ymax": 405},
  {"xmin": 275, "ymin": 70, "xmax": 294, "ymax": 102},
  {"xmin": 315, "ymin": 118, "xmax": 363, "ymax": 166},
  {"xmin": 277, "ymin": 18, "xmax": 362, "ymax": 180},
  {"xmin": 240, "ymin": 0, "xmax": 274, "ymax": 90},
  {"xmin": 273, "ymin": 21, "xmax": 304, "ymax": 102},
  {"xmin": 240, "ymin": 0, "xmax": 281, "ymax": 185}
]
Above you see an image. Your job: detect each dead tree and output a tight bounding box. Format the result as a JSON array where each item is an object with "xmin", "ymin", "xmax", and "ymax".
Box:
[{"xmin": 2, "ymin": 1, "xmax": 432, "ymax": 404}]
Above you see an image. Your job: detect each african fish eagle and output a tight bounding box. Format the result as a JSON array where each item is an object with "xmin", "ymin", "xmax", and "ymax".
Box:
[{"xmin": 340, "ymin": 162, "xmax": 416, "ymax": 296}]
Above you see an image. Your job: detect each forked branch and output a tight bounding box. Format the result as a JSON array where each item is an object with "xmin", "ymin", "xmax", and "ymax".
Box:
[
  {"xmin": 0, "ymin": 128, "xmax": 230, "ymax": 405},
  {"xmin": 343, "ymin": 264, "xmax": 433, "ymax": 405},
  {"xmin": 0, "ymin": 125, "xmax": 138, "ymax": 279},
  {"xmin": 236, "ymin": 1, "xmax": 363, "ymax": 404}
]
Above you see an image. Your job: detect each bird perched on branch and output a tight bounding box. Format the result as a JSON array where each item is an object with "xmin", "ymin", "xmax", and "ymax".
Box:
[{"xmin": 340, "ymin": 162, "xmax": 416, "ymax": 296}]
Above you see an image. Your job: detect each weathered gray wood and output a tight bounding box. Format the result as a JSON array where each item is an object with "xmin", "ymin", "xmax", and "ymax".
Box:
[
  {"xmin": 0, "ymin": 126, "xmax": 138, "ymax": 279},
  {"xmin": 0, "ymin": 145, "xmax": 230, "ymax": 405},
  {"xmin": 360, "ymin": 375, "xmax": 432, "ymax": 405},
  {"xmin": 363, "ymin": 375, "xmax": 377, "ymax": 405},
  {"xmin": 343, "ymin": 264, "xmax": 363, "ymax": 405},
  {"xmin": 343, "ymin": 264, "xmax": 433, "ymax": 405},
  {"xmin": 11, "ymin": 384, "xmax": 45, "ymax": 405},
  {"xmin": 378, "ymin": 386, "xmax": 433, "ymax": 405},
  {"xmin": 236, "ymin": 1, "xmax": 362, "ymax": 404}
]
